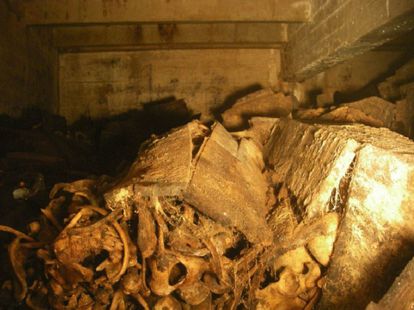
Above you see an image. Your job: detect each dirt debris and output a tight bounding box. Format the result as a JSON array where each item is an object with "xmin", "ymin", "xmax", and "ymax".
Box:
[
  {"xmin": 0, "ymin": 119, "xmax": 335, "ymax": 309},
  {"xmin": 1, "ymin": 117, "xmax": 413, "ymax": 309}
]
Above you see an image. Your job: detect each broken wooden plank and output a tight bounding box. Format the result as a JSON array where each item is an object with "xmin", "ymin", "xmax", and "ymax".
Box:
[
  {"xmin": 106, "ymin": 121, "xmax": 272, "ymax": 244},
  {"xmin": 232, "ymin": 117, "xmax": 279, "ymax": 147},
  {"xmin": 185, "ymin": 123, "xmax": 272, "ymax": 244},
  {"xmin": 52, "ymin": 23, "xmax": 288, "ymax": 50},
  {"xmin": 105, "ymin": 122, "xmax": 196, "ymax": 202}
]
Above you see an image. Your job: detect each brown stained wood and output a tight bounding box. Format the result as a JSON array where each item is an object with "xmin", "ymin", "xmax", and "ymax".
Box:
[
  {"xmin": 132, "ymin": 125, "xmax": 193, "ymax": 197},
  {"xmin": 106, "ymin": 123, "xmax": 194, "ymax": 201},
  {"xmin": 207, "ymin": 121, "xmax": 239, "ymax": 156},
  {"xmin": 185, "ymin": 123, "xmax": 272, "ymax": 245}
]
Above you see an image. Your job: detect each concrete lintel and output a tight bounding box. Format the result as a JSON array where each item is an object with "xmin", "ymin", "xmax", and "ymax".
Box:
[
  {"xmin": 51, "ymin": 23, "xmax": 288, "ymax": 49},
  {"xmin": 58, "ymin": 44, "xmax": 284, "ymax": 54},
  {"xmin": 283, "ymin": 0, "xmax": 414, "ymax": 82},
  {"xmin": 19, "ymin": 0, "xmax": 311, "ymax": 24}
]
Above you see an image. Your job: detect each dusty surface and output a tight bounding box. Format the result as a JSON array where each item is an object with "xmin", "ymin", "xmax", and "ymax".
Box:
[
  {"xmin": 366, "ymin": 257, "xmax": 414, "ymax": 309},
  {"xmin": 221, "ymin": 89, "xmax": 292, "ymax": 130},
  {"xmin": 19, "ymin": 0, "xmax": 311, "ymax": 24},
  {"xmin": 265, "ymin": 118, "xmax": 414, "ymax": 309},
  {"xmin": 59, "ymin": 49, "xmax": 280, "ymax": 122},
  {"xmin": 1, "ymin": 118, "xmax": 414, "ymax": 309}
]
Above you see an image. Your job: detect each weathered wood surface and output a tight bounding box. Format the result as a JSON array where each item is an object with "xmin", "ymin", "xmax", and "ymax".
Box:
[
  {"xmin": 59, "ymin": 50, "xmax": 280, "ymax": 122},
  {"xmin": 296, "ymin": 97, "xmax": 397, "ymax": 131},
  {"xmin": 185, "ymin": 123, "xmax": 272, "ymax": 244},
  {"xmin": 105, "ymin": 122, "xmax": 194, "ymax": 203},
  {"xmin": 106, "ymin": 121, "xmax": 272, "ymax": 244}
]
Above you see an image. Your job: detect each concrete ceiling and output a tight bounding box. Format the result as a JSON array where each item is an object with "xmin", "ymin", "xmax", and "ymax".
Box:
[{"xmin": 17, "ymin": 0, "xmax": 312, "ymax": 24}]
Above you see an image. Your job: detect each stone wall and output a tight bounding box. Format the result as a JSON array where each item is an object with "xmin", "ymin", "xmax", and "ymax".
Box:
[
  {"xmin": 26, "ymin": 27, "xmax": 58, "ymax": 113},
  {"xmin": 0, "ymin": 4, "xmax": 57, "ymax": 116},
  {"xmin": 0, "ymin": 2, "xmax": 27, "ymax": 116},
  {"xmin": 59, "ymin": 49, "xmax": 280, "ymax": 122}
]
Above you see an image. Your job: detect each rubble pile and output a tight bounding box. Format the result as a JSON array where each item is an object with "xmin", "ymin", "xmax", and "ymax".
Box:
[
  {"xmin": 0, "ymin": 119, "xmax": 339, "ymax": 309},
  {"xmin": 0, "ymin": 89, "xmax": 413, "ymax": 309},
  {"xmin": 293, "ymin": 56, "xmax": 414, "ymax": 141}
]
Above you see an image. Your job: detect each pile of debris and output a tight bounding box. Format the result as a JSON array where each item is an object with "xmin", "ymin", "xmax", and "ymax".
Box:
[
  {"xmin": 0, "ymin": 99, "xmax": 193, "ymax": 237},
  {"xmin": 291, "ymin": 56, "xmax": 414, "ymax": 140},
  {"xmin": 1, "ymin": 112, "xmax": 413, "ymax": 309},
  {"xmin": 0, "ymin": 119, "xmax": 335, "ymax": 309}
]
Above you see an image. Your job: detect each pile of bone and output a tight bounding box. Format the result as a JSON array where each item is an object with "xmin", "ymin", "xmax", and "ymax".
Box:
[{"xmin": 0, "ymin": 120, "xmax": 338, "ymax": 309}]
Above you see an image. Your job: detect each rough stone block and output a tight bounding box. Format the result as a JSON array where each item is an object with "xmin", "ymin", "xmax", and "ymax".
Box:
[
  {"xmin": 342, "ymin": 97, "xmax": 396, "ymax": 128},
  {"xmin": 319, "ymin": 144, "xmax": 414, "ymax": 309},
  {"xmin": 296, "ymin": 97, "xmax": 397, "ymax": 130},
  {"xmin": 394, "ymin": 83, "xmax": 414, "ymax": 138},
  {"xmin": 185, "ymin": 122, "xmax": 272, "ymax": 244},
  {"xmin": 264, "ymin": 119, "xmax": 414, "ymax": 309},
  {"xmin": 264, "ymin": 119, "xmax": 359, "ymax": 219},
  {"xmin": 378, "ymin": 57, "xmax": 414, "ymax": 100},
  {"xmin": 231, "ymin": 117, "xmax": 280, "ymax": 149},
  {"xmin": 221, "ymin": 89, "xmax": 292, "ymax": 130},
  {"xmin": 366, "ymin": 256, "xmax": 414, "ymax": 310}
]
